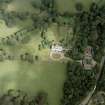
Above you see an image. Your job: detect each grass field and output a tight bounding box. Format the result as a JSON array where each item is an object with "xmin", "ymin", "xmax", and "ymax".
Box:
[
  {"xmin": 6, "ymin": 0, "xmax": 35, "ymax": 12},
  {"xmin": 6, "ymin": 0, "xmax": 99, "ymax": 13},
  {"xmin": 0, "ymin": 18, "xmax": 66, "ymax": 105},
  {"xmin": 57, "ymin": 0, "xmax": 100, "ymax": 13},
  {"xmin": 0, "ymin": 19, "xmax": 18, "ymax": 38},
  {"xmin": 0, "ymin": 61, "xmax": 66, "ymax": 105}
]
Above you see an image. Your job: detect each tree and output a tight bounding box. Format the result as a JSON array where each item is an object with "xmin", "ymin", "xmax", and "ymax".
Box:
[
  {"xmin": 35, "ymin": 55, "xmax": 39, "ymax": 61},
  {"xmin": 75, "ymin": 2, "xmax": 84, "ymax": 12},
  {"xmin": 31, "ymin": 0, "xmax": 41, "ymax": 9},
  {"xmin": 0, "ymin": 90, "xmax": 49, "ymax": 105},
  {"xmin": 62, "ymin": 62, "xmax": 97, "ymax": 105},
  {"xmin": 1, "ymin": 0, "xmax": 13, "ymax": 3},
  {"xmin": 35, "ymin": 92, "xmax": 48, "ymax": 105}
]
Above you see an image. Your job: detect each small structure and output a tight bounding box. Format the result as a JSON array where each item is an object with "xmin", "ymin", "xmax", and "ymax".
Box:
[
  {"xmin": 82, "ymin": 46, "xmax": 96, "ymax": 70},
  {"xmin": 50, "ymin": 42, "xmax": 64, "ymax": 60},
  {"xmin": 51, "ymin": 44, "xmax": 63, "ymax": 52}
]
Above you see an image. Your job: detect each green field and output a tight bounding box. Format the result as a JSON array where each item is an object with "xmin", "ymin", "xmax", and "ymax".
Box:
[
  {"xmin": 0, "ymin": 27, "xmax": 66, "ymax": 105},
  {"xmin": 6, "ymin": 0, "xmax": 35, "ymax": 12},
  {"xmin": 0, "ymin": 61, "xmax": 66, "ymax": 105},
  {"xmin": 0, "ymin": 19, "xmax": 18, "ymax": 37},
  {"xmin": 0, "ymin": 13, "xmax": 66, "ymax": 105},
  {"xmin": 6, "ymin": 0, "xmax": 99, "ymax": 13}
]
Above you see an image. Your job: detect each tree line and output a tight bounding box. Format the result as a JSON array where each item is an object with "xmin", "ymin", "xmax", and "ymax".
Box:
[
  {"xmin": 0, "ymin": 89, "xmax": 49, "ymax": 105},
  {"xmin": 62, "ymin": 2, "xmax": 105, "ymax": 105},
  {"xmin": 61, "ymin": 62, "xmax": 97, "ymax": 105},
  {"xmin": 72, "ymin": 2, "xmax": 105, "ymax": 61}
]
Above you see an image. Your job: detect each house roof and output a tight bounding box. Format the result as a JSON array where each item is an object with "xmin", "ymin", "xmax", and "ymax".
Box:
[{"xmin": 51, "ymin": 45, "xmax": 63, "ymax": 52}]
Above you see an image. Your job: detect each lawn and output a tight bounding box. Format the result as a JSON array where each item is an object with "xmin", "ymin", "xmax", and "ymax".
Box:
[
  {"xmin": 0, "ymin": 16, "xmax": 66, "ymax": 105},
  {"xmin": 6, "ymin": 0, "xmax": 35, "ymax": 13},
  {"xmin": 0, "ymin": 18, "xmax": 33, "ymax": 38},
  {"xmin": 56, "ymin": 0, "xmax": 102, "ymax": 13},
  {"xmin": 6, "ymin": 0, "xmax": 97, "ymax": 14},
  {"xmin": 0, "ymin": 19, "xmax": 18, "ymax": 38},
  {"xmin": 0, "ymin": 60, "xmax": 66, "ymax": 105}
]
